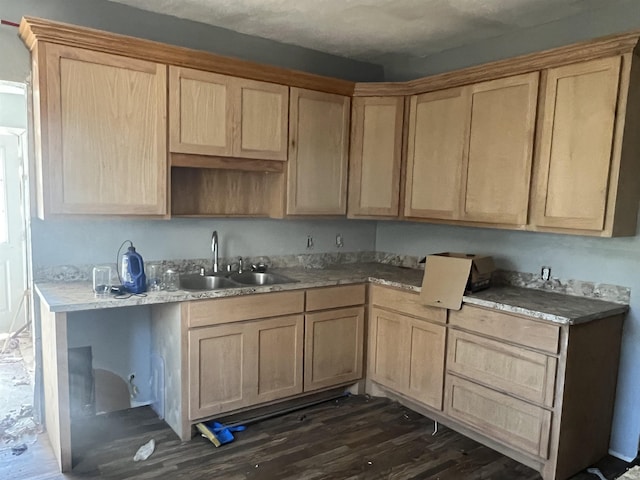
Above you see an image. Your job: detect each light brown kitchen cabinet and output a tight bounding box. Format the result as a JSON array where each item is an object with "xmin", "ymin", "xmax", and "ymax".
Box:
[
  {"xmin": 32, "ymin": 43, "xmax": 167, "ymax": 217},
  {"xmin": 184, "ymin": 291, "xmax": 305, "ymax": 421},
  {"xmin": 404, "ymin": 73, "xmax": 538, "ymax": 226},
  {"xmin": 287, "ymin": 88, "xmax": 350, "ymax": 215},
  {"xmin": 304, "ymin": 285, "xmax": 366, "ymax": 392},
  {"xmin": 446, "ymin": 304, "xmax": 624, "ymax": 480},
  {"xmin": 348, "ymin": 96, "xmax": 404, "ymax": 218},
  {"xmin": 461, "ymin": 73, "xmax": 538, "ymax": 225},
  {"xmin": 188, "ymin": 314, "xmax": 304, "ymax": 420},
  {"xmin": 170, "ymin": 66, "xmax": 289, "ymax": 162},
  {"xmin": 530, "ymin": 55, "xmax": 640, "ymax": 236},
  {"xmin": 304, "ymin": 307, "xmax": 364, "ymax": 392},
  {"xmin": 404, "ymin": 87, "xmax": 468, "ymax": 220},
  {"xmin": 368, "ymin": 285, "xmax": 447, "ymax": 410}
]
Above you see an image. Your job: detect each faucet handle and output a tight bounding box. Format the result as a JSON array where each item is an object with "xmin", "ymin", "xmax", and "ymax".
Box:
[{"xmin": 251, "ymin": 262, "xmax": 268, "ymax": 273}]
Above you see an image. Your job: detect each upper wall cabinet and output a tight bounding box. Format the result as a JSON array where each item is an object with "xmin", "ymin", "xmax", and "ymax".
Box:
[
  {"xmin": 287, "ymin": 88, "xmax": 350, "ymax": 215},
  {"xmin": 460, "ymin": 73, "xmax": 539, "ymax": 225},
  {"xmin": 404, "ymin": 87, "xmax": 468, "ymax": 220},
  {"xmin": 530, "ymin": 55, "xmax": 640, "ymax": 236},
  {"xmin": 404, "ymin": 72, "xmax": 538, "ymax": 226},
  {"xmin": 348, "ymin": 97, "xmax": 404, "ymax": 218},
  {"xmin": 32, "ymin": 43, "xmax": 168, "ymax": 217},
  {"xmin": 169, "ymin": 66, "xmax": 289, "ymax": 162}
]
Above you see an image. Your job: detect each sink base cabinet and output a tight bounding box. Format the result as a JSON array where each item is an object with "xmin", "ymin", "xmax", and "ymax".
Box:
[
  {"xmin": 188, "ymin": 315, "xmax": 304, "ymax": 420},
  {"xmin": 152, "ymin": 286, "xmax": 366, "ymax": 441}
]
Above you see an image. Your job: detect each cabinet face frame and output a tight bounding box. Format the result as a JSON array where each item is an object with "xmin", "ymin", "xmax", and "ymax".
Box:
[
  {"xmin": 287, "ymin": 87, "xmax": 350, "ymax": 215},
  {"xmin": 348, "ymin": 96, "xmax": 404, "ymax": 218},
  {"xmin": 39, "ymin": 43, "xmax": 168, "ymax": 216},
  {"xmin": 459, "ymin": 72, "xmax": 539, "ymax": 226},
  {"xmin": 530, "ymin": 56, "xmax": 623, "ymax": 232}
]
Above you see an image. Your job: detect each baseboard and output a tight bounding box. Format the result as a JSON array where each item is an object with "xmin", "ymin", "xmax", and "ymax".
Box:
[{"xmin": 609, "ymin": 449, "xmax": 636, "ymax": 463}]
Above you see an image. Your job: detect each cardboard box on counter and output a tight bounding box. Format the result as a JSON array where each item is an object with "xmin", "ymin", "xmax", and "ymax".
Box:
[{"xmin": 420, "ymin": 252, "xmax": 495, "ymax": 310}]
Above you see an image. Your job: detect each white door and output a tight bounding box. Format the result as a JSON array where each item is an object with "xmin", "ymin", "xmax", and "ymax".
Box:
[{"xmin": 0, "ymin": 134, "xmax": 26, "ymax": 333}]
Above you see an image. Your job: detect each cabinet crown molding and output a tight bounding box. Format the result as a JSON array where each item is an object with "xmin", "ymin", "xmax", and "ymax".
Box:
[
  {"xmin": 354, "ymin": 30, "xmax": 640, "ymax": 96},
  {"xmin": 19, "ymin": 16, "xmax": 355, "ymax": 96}
]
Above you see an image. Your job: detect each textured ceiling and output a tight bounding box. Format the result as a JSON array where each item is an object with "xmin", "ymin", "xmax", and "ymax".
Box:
[{"xmin": 106, "ymin": 0, "xmax": 619, "ymax": 63}]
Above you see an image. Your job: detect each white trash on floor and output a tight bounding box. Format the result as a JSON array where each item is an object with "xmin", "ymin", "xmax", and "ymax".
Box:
[{"xmin": 133, "ymin": 439, "xmax": 155, "ymax": 462}]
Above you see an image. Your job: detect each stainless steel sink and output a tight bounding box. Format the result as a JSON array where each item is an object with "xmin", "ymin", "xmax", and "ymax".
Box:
[
  {"xmin": 227, "ymin": 271, "xmax": 297, "ymax": 286},
  {"xmin": 180, "ymin": 274, "xmax": 238, "ymax": 291}
]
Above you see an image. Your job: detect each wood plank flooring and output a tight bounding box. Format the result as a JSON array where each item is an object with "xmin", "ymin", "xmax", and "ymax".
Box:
[{"xmin": 0, "ymin": 395, "xmax": 631, "ymax": 479}]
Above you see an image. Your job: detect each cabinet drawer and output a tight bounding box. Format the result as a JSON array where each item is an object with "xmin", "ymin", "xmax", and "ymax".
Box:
[
  {"xmin": 306, "ymin": 284, "xmax": 366, "ymax": 311},
  {"xmin": 449, "ymin": 305, "xmax": 559, "ymax": 353},
  {"xmin": 448, "ymin": 330, "xmax": 556, "ymax": 407},
  {"xmin": 445, "ymin": 375, "xmax": 552, "ymax": 459},
  {"xmin": 370, "ymin": 285, "xmax": 446, "ymax": 324},
  {"xmin": 186, "ymin": 290, "xmax": 305, "ymax": 328}
]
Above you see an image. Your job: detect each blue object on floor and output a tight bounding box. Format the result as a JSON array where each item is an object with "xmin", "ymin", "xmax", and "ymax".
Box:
[{"xmin": 204, "ymin": 421, "xmax": 246, "ymax": 445}]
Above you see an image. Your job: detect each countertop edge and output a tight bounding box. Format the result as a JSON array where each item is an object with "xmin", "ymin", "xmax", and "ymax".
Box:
[{"xmin": 35, "ymin": 267, "xmax": 629, "ymax": 326}]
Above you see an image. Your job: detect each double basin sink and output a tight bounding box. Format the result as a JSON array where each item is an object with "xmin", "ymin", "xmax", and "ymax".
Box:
[{"xmin": 180, "ymin": 271, "xmax": 298, "ymax": 291}]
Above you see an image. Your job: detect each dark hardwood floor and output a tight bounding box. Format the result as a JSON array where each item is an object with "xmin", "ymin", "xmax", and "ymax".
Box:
[{"xmin": 0, "ymin": 395, "xmax": 631, "ymax": 479}]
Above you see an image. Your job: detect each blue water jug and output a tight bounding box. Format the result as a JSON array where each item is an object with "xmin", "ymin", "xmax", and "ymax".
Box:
[{"xmin": 122, "ymin": 244, "xmax": 147, "ymax": 294}]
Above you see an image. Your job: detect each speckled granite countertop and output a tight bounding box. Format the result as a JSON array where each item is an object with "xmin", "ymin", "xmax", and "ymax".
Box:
[{"xmin": 35, "ymin": 262, "xmax": 627, "ymax": 325}]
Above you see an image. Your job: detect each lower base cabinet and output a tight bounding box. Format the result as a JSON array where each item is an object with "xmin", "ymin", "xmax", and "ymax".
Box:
[
  {"xmin": 368, "ymin": 285, "xmax": 624, "ymax": 480},
  {"xmin": 368, "ymin": 286, "xmax": 447, "ymax": 411}
]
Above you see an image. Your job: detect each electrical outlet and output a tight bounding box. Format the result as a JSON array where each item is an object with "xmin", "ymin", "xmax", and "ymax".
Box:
[
  {"xmin": 541, "ymin": 266, "xmax": 551, "ymax": 281},
  {"xmin": 306, "ymin": 235, "xmax": 314, "ymax": 250},
  {"xmin": 336, "ymin": 233, "xmax": 344, "ymax": 248}
]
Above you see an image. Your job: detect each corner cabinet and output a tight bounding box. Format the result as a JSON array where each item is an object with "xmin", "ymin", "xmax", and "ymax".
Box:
[
  {"xmin": 368, "ymin": 285, "xmax": 447, "ymax": 410},
  {"xmin": 32, "ymin": 43, "xmax": 168, "ymax": 217},
  {"xmin": 348, "ymin": 96, "xmax": 404, "ymax": 218},
  {"xmin": 169, "ymin": 66, "xmax": 289, "ymax": 161},
  {"xmin": 404, "ymin": 72, "xmax": 538, "ymax": 226},
  {"xmin": 287, "ymin": 88, "xmax": 350, "ymax": 215}
]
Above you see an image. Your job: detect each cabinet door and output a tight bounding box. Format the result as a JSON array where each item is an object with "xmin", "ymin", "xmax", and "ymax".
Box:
[
  {"xmin": 234, "ymin": 78, "xmax": 289, "ymax": 161},
  {"xmin": 348, "ymin": 97, "xmax": 404, "ymax": 218},
  {"xmin": 368, "ymin": 308, "xmax": 409, "ymax": 392},
  {"xmin": 404, "ymin": 87, "xmax": 469, "ymax": 220},
  {"xmin": 369, "ymin": 308, "xmax": 446, "ymax": 410},
  {"xmin": 304, "ymin": 307, "xmax": 364, "ymax": 392},
  {"xmin": 169, "ymin": 66, "xmax": 234, "ymax": 157},
  {"xmin": 254, "ymin": 315, "xmax": 304, "ymax": 404},
  {"xmin": 460, "ymin": 73, "xmax": 538, "ymax": 225},
  {"xmin": 40, "ymin": 43, "xmax": 167, "ymax": 216},
  {"xmin": 188, "ymin": 323, "xmax": 254, "ymax": 419},
  {"xmin": 531, "ymin": 57, "xmax": 622, "ymax": 231},
  {"xmin": 287, "ymin": 88, "xmax": 350, "ymax": 215},
  {"xmin": 406, "ymin": 317, "xmax": 446, "ymax": 410}
]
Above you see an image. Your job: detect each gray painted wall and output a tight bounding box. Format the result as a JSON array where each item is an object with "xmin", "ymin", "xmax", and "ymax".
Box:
[
  {"xmin": 31, "ymin": 218, "xmax": 376, "ymax": 267},
  {"xmin": 382, "ymin": 0, "xmax": 640, "ymax": 80}
]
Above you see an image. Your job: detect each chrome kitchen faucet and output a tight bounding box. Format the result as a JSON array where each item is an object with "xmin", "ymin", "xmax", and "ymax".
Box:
[{"xmin": 211, "ymin": 230, "xmax": 219, "ymax": 274}]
